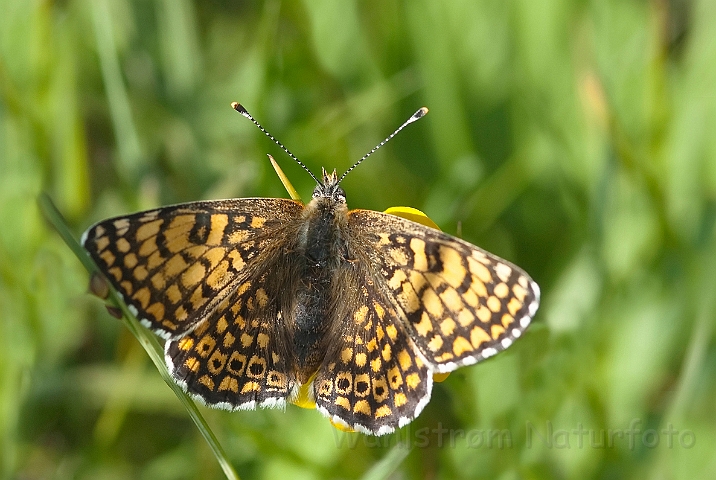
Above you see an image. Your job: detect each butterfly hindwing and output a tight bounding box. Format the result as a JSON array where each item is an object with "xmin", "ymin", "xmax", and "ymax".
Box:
[
  {"xmin": 347, "ymin": 209, "xmax": 540, "ymax": 372},
  {"xmin": 312, "ymin": 279, "xmax": 432, "ymax": 435},
  {"xmin": 165, "ymin": 272, "xmax": 295, "ymax": 409},
  {"xmin": 81, "ymin": 198, "xmax": 304, "ymax": 339}
]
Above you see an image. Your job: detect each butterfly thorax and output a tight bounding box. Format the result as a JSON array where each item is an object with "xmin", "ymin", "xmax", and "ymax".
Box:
[{"xmin": 291, "ymin": 173, "xmax": 350, "ymax": 381}]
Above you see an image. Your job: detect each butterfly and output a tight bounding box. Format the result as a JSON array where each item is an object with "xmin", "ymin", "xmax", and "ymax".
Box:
[{"xmin": 82, "ymin": 104, "xmax": 540, "ymax": 435}]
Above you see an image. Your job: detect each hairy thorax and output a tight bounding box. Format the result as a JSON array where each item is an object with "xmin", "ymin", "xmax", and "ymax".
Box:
[{"xmin": 292, "ymin": 197, "xmax": 350, "ymax": 381}]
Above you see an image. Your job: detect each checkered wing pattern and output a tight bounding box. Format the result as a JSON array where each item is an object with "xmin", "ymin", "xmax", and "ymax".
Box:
[
  {"xmin": 313, "ymin": 281, "xmax": 432, "ymax": 435},
  {"xmin": 81, "ymin": 199, "xmax": 303, "ymax": 340},
  {"xmin": 347, "ymin": 210, "xmax": 540, "ymax": 373}
]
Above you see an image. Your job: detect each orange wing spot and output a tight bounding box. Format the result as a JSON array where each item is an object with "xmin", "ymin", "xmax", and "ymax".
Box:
[
  {"xmin": 493, "ymin": 282, "xmax": 509, "ymax": 298},
  {"xmin": 375, "ymin": 405, "xmax": 392, "ymax": 418},
  {"xmin": 175, "ymin": 306, "xmax": 188, "ymax": 322},
  {"xmin": 452, "ymin": 336, "xmax": 473, "ymax": 356},
  {"xmin": 440, "ymin": 288, "xmax": 463, "ymax": 312},
  {"xmin": 507, "ymin": 297, "xmax": 522, "ymax": 316},
  {"xmin": 108, "ymin": 267, "xmax": 123, "ymax": 282},
  {"xmin": 353, "ymin": 399, "xmax": 371, "ymax": 415},
  {"xmin": 164, "ymin": 284, "xmax": 181, "ymax": 304},
  {"xmin": 414, "ymin": 312, "xmax": 434, "ymax": 337},
  {"xmin": 222, "ymin": 332, "xmax": 235, "ymax": 348},
  {"xmin": 215, "ymin": 316, "xmax": 228, "ymax": 333},
  {"xmin": 113, "ymin": 218, "xmax": 130, "ymax": 234},
  {"xmin": 440, "ymin": 318, "xmax": 456, "ymax": 336},
  {"xmin": 394, "ymin": 392, "xmax": 407, "ymax": 407},
  {"xmin": 181, "ymin": 262, "xmax": 206, "ymax": 288},
  {"xmin": 218, "ymin": 376, "xmax": 239, "ymax": 392},
  {"xmin": 434, "ymin": 352, "xmax": 454, "ymax": 362},
  {"xmin": 150, "ymin": 272, "xmax": 166, "ymax": 290},
  {"xmin": 457, "ymin": 309, "xmax": 475, "ymax": 327},
  {"xmin": 120, "ymin": 280, "xmax": 134, "ymax": 295},
  {"xmin": 250, "ymin": 216, "xmax": 266, "ymax": 228},
  {"xmin": 185, "ymin": 245, "xmax": 209, "ymax": 260},
  {"xmin": 371, "ymin": 357, "xmax": 382, "ymax": 373},
  {"xmin": 355, "ymin": 352, "xmax": 367, "ymax": 367},
  {"xmin": 198, "ymin": 375, "xmax": 215, "ymax": 390},
  {"xmin": 422, "ymin": 288, "xmax": 444, "ymax": 318},
  {"xmin": 267, "ymin": 370, "xmax": 288, "ymax": 389},
  {"xmin": 240, "ymin": 333, "xmax": 253, "ymax": 347},
  {"xmin": 409, "ymin": 238, "xmax": 428, "ymax": 271},
  {"xmin": 439, "ymin": 246, "xmax": 468, "ymax": 288},
  {"xmin": 406, "ymin": 373, "xmax": 421, "ymax": 389},
  {"xmin": 399, "ymin": 281, "xmax": 421, "ymax": 313},
  {"xmin": 353, "ymin": 305, "xmax": 369, "ymax": 324},
  {"xmin": 388, "ymin": 269, "xmax": 407, "ymax": 290},
  {"xmin": 184, "ymin": 357, "xmax": 200, "ymax": 372},
  {"xmin": 335, "ymin": 396, "xmax": 351, "ymax": 411},
  {"xmin": 388, "ymin": 366, "xmax": 403, "ymax": 389},
  {"xmin": 133, "ymin": 287, "xmax": 151, "ymax": 309},
  {"xmin": 501, "ymin": 314, "xmax": 515, "ymax": 328},
  {"xmin": 145, "ymin": 251, "xmax": 162, "ymax": 270},
  {"xmin": 195, "ymin": 337, "xmax": 217, "ymax": 359},
  {"xmin": 226, "ymin": 352, "xmax": 247, "ymax": 376},
  {"xmin": 257, "ymin": 332, "xmax": 269, "ymax": 348},
  {"xmin": 476, "ymin": 305, "xmax": 492, "ymax": 323},
  {"xmin": 246, "ymin": 356, "xmax": 267, "ymax": 378},
  {"xmin": 255, "ymin": 288, "xmax": 269, "ymax": 308},
  {"xmin": 381, "ymin": 343, "xmax": 392, "ymax": 361},
  {"xmin": 385, "ymin": 324, "xmax": 398, "ymax": 341},
  {"xmin": 373, "ymin": 301, "xmax": 385, "ymax": 319},
  {"xmin": 228, "ymin": 230, "xmax": 249, "ymax": 243},
  {"xmin": 138, "ymin": 237, "xmax": 158, "ymax": 257},
  {"xmin": 161, "ymin": 319, "xmax": 177, "ymax": 330},
  {"xmin": 116, "ymin": 237, "xmax": 131, "ymax": 253},
  {"xmin": 94, "ymin": 235, "xmax": 110, "ymax": 252},
  {"xmin": 227, "ymin": 251, "xmax": 246, "ymax": 271},
  {"xmin": 135, "ymin": 219, "xmax": 162, "ymax": 242},
  {"xmin": 208, "ymin": 351, "xmax": 228, "ymax": 374},
  {"xmin": 469, "ymin": 258, "xmax": 492, "ymax": 283},
  {"xmin": 123, "ymin": 253, "xmax": 138, "ymax": 269},
  {"xmin": 427, "ymin": 335, "xmax": 444, "ymax": 352},
  {"xmin": 512, "ymin": 283, "xmax": 527, "ymax": 302},
  {"xmin": 207, "ymin": 214, "xmax": 229, "ymax": 245},
  {"xmin": 178, "ymin": 337, "xmax": 194, "ymax": 351},
  {"xmin": 471, "ymin": 276, "xmax": 488, "ymax": 297},
  {"xmin": 389, "ymin": 247, "xmax": 409, "ymax": 266},
  {"xmin": 163, "ymin": 255, "xmax": 187, "ymax": 279},
  {"xmin": 470, "ymin": 326, "xmax": 491, "ymax": 348},
  {"xmin": 189, "ymin": 287, "xmax": 208, "ymax": 311},
  {"xmin": 99, "ymin": 249, "xmax": 116, "ymax": 267},
  {"xmin": 341, "ymin": 347, "xmax": 353, "ymax": 363},
  {"xmin": 487, "ymin": 296, "xmax": 502, "ymax": 313},
  {"xmin": 146, "ymin": 302, "xmax": 165, "ymax": 320},
  {"xmin": 240, "ymin": 381, "xmax": 260, "ymax": 394},
  {"xmin": 203, "ymin": 247, "xmax": 226, "ymax": 270},
  {"xmin": 397, "ymin": 349, "xmax": 412, "ymax": 371},
  {"xmin": 490, "ymin": 324, "xmax": 505, "ymax": 339},
  {"xmin": 165, "ymin": 229, "xmax": 190, "ymax": 254},
  {"xmin": 132, "ymin": 265, "xmax": 148, "ymax": 282}
]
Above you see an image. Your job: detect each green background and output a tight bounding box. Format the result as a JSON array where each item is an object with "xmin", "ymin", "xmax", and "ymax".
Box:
[{"xmin": 2, "ymin": 0, "xmax": 715, "ymax": 479}]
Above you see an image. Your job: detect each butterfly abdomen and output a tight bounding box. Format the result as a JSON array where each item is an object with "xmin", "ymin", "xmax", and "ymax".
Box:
[{"xmin": 292, "ymin": 197, "xmax": 350, "ymax": 380}]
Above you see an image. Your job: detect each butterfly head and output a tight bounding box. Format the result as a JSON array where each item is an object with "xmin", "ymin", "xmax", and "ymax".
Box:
[{"xmin": 312, "ymin": 168, "xmax": 346, "ymax": 204}]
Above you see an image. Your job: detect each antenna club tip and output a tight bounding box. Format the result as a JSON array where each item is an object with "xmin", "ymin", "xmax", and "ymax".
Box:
[
  {"xmin": 231, "ymin": 102, "xmax": 249, "ymax": 116},
  {"xmin": 419, "ymin": 106, "xmax": 429, "ymax": 115}
]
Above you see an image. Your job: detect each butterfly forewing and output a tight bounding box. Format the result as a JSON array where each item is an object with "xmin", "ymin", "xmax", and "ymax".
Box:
[
  {"xmin": 81, "ymin": 198, "xmax": 303, "ymax": 339},
  {"xmin": 347, "ymin": 209, "xmax": 540, "ymax": 372}
]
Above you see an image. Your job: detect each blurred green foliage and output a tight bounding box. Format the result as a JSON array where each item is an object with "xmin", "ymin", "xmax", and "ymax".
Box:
[{"xmin": 2, "ymin": 0, "xmax": 715, "ymax": 479}]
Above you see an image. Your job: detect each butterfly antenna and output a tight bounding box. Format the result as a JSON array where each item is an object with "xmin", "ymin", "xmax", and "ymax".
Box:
[
  {"xmin": 338, "ymin": 107, "xmax": 428, "ymax": 183},
  {"xmin": 232, "ymin": 102, "xmax": 320, "ymax": 184}
]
